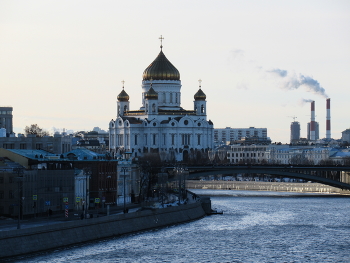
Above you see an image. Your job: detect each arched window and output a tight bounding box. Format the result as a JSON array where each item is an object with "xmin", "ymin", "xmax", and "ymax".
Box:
[
  {"xmin": 124, "ymin": 105, "xmax": 127, "ymax": 112},
  {"xmin": 170, "ymin": 93, "xmax": 173, "ymax": 103},
  {"xmin": 146, "ymin": 103, "xmax": 148, "ymax": 113},
  {"xmin": 201, "ymin": 104, "xmax": 204, "ymax": 113},
  {"xmin": 152, "ymin": 103, "xmax": 156, "ymax": 112}
]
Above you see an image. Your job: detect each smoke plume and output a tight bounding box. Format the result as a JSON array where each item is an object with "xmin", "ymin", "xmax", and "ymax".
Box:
[{"xmin": 268, "ymin": 68, "xmax": 328, "ymax": 98}]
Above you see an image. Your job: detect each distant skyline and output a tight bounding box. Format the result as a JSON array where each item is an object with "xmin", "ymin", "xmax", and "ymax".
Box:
[{"xmin": 1, "ymin": 0, "xmax": 350, "ymax": 143}]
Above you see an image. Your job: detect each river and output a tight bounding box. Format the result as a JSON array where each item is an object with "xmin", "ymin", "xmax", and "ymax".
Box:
[{"xmin": 6, "ymin": 190, "xmax": 350, "ymax": 263}]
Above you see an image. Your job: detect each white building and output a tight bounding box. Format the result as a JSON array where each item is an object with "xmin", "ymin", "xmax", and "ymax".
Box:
[
  {"xmin": 109, "ymin": 42, "xmax": 214, "ymax": 162},
  {"xmin": 227, "ymin": 144, "xmax": 268, "ymax": 164},
  {"xmin": 214, "ymin": 127, "xmax": 268, "ymax": 145}
]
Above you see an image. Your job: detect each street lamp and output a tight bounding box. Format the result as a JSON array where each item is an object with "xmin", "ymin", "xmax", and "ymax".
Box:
[
  {"xmin": 121, "ymin": 166, "xmax": 128, "ymax": 213},
  {"xmin": 83, "ymin": 168, "xmax": 92, "ymax": 219}
]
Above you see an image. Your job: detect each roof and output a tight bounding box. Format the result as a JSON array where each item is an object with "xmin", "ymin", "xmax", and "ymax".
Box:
[
  {"xmin": 142, "ymin": 50, "xmax": 180, "ymax": 81},
  {"xmin": 63, "ymin": 148, "xmax": 105, "ymax": 160},
  {"xmin": 5, "ymin": 149, "xmax": 56, "ymax": 159}
]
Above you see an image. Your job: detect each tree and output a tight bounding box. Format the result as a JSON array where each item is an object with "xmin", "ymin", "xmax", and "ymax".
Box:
[{"xmin": 24, "ymin": 124, "xmax": 50, "ymax": 137}]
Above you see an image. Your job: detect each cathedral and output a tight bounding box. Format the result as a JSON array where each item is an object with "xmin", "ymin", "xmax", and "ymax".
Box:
[{"xmin": 109, "ymin": 39, "xmax": 214, "ymax": 162}]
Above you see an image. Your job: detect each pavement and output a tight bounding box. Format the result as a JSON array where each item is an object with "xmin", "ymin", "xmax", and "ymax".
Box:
[{"xmin": 0, "ymin": 203, "xmax": 141, "ymax": 232}]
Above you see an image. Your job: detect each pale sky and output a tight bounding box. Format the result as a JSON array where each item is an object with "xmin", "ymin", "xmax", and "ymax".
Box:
[{"xmin": 1, "ymin": 0, "xmax": 350, "ymax": 143}]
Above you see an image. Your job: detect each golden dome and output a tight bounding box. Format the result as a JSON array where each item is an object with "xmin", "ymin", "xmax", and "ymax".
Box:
[
  {"xmin": 117, "ymin": 89, "xmax": 129, "ymax": 102},
  {"xmin": 145, "ymin": 87, "xmax": 158, "ymax": 100},
  {"xmin": 143, "ymin": 50, "xmax": 180, "ymax": 81},
  {"xmin": 194, "ymin": 88, "xmax": 206, "ymax": 101}
]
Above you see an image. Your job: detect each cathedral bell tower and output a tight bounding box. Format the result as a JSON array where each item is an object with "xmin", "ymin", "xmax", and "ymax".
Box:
[
  {"xmin": 145, "ymin": 85, "xmax": 158, "ymax": 115},
  {"xmin": 194, "ymin": 79, "xmax": 207, "ymax": 117},
  {"xmin": 117, "ymin": 81, "xmax": 130, "ymax": 116}
]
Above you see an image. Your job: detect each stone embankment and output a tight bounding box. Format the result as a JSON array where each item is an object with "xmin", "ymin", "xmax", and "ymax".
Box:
[
  {"xmin": 0, "ymin": 200, "xmax": 207, "ymax": 259},
  {"xmin": 187, "ymin": 180, "xmax": 350, "ymax": 194}
]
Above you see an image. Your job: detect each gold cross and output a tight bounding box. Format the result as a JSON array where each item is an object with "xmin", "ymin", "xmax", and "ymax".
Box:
[
  {"xmin": 198, "ymin": 79, "xmax": 202, "ymax": 88},
  {"xmin": 159, "ymin": 35, "xmax": 164, "ymax": 49},
  {"xmin": 121, "ymin": 80, "xmax": 125, "ymax": 88}
]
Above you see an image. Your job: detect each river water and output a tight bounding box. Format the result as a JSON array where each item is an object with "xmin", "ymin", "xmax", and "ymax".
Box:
[{"xmin": 7, "ymin": 190, "xmax": 350, "ymax": 263}]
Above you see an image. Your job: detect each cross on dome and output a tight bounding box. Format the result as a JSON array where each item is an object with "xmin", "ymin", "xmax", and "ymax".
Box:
[
  {"xmin": 198, "ymin": 79, "xmax": 202, "ymax": 88},
  {"xmin": 121, "ymin": 80, "xmax": 125, "ymax": 89},
  {"xmin": 159, "ymin": 35, "xmax": 164, "ymax": 49}
]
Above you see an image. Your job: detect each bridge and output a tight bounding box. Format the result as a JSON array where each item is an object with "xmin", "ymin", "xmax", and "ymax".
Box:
[{"xmin": 168, "ymin": 165, "xmax": 350, "ymax": 190}]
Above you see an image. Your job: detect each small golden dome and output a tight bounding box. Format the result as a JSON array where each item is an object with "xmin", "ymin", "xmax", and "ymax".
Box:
[
  {"xmin": 145, "ymin": 87, "xmax": 158, "ymax": 100},
  {"xmin": 194, "ymin": 88, "xmax": 206, "ymax": 101},
  {"xmin": 117, "ymin": 89, "xmax": 129, "ymax": 102}
]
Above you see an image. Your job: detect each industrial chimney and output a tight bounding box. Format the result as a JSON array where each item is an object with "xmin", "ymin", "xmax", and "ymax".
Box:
[
  {"xmin": 310, "ymin": 101, "xmax": 316, "ymax": 140},
  {"xmin": 326, "ymin": 98, "xmax": 331, "ymax": 139}
]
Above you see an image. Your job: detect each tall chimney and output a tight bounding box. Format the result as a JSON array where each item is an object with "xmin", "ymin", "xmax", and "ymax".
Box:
[
  {"xmin": 310, "ymin": 101, "xmax": 316, "ymax": 140},
  {"xmin": 326, "ymin": 98, "xmax": 331, "ymax": 139}
]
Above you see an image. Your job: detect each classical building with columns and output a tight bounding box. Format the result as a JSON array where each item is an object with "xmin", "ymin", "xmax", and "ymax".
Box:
[{"xmin": 109, "ymin": 41, "xmax": 214, "ymax": 162}]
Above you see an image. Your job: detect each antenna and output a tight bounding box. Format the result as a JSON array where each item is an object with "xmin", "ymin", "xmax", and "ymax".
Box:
[{"xmin": 288, "ymin": 116, "xmax": 298, "ymax": 122}]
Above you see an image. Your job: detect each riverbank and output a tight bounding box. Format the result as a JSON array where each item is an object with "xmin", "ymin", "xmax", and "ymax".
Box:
[
  {"xmin": 187, "ymin": 180, "xmax": 350, "ymax": 194},
  {"xmin": 0, "ymin": 198, "xmax": 207, "ymax": 259}
]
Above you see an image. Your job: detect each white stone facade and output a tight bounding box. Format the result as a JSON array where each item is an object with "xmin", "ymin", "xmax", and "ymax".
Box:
[{"xmin": 109, "ymin": 48, "xmax": 214, "ymax": 161}]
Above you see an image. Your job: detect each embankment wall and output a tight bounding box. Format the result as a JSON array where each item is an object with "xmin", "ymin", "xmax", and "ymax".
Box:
[
  {"xmin": 187, "ymin": 180, "xmax": 350, "ymax": 194},
  {"xmin": 0, "ymin": 201, "xmax": 205, "ymax": 259}
]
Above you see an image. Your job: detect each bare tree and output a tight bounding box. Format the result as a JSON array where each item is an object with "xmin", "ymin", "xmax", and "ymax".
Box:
[{"xmin": 24, "ymin": 124, "xmax": 50, "ymax": 137}]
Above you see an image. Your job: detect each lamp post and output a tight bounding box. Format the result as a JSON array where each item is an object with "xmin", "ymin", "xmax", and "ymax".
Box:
[
  {"xmin": 13, "ymin": 168, "xmax": 24, "ymax": 229},
  {"xmin": 83, "ymin": 168, "xmax": 91, "ymax": 219},
  {"xmin": 121, "ymin": 166, "xmax": 128, "ymax": 213}
]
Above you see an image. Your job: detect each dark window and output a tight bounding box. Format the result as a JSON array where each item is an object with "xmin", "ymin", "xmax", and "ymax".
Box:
[
  {"xmin": 0, "ymin": 191, "xmax": 4, "ymax": 199},
  {"xmin": 9, "ymin": 190, "xmax": 15, "ymax": 199}
]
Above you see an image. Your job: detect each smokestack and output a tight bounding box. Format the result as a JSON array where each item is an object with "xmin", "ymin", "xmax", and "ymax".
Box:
[
  {"xmin": 326, "ymin": 98, "xmax": 331, "ymax": 139},
  {"xmin": 310, "ymin": 101, "xmax": 316, "ymax": 140}
]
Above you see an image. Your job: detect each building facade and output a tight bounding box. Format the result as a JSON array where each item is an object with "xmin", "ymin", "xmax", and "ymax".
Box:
[
  {"xmin": 0, "ymin": 133, "xmax": 72, "ymax": 154},
  {"xmin": 109, "ymin": 43, "xmax": 214, "ymax": 162},
  {"xmin": 0, "ymin": 107, "xmax": 13, "ymax": 136},
  {"xmin": 214, "ymin": 127, "xmax": 268, "ymax": 145}
]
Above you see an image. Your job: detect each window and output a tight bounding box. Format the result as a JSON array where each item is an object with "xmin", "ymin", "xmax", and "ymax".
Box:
[
  {"xmin": 153, "ymin": 134, "xmax": 156, "ymax": 145},
  {"xmin": 197, "ymin": 134, "xmax": 201, "ymax": 145},
  {"xmin": 135, "ymin": 134, "xmax": 138, "ymax": 145},
  {"xmin": 9, "ymin": 190, "xmax": 14, "ymax": 199},
  {"xmin": 171, "ymin": 134, "xmax": 175, "ymax": 145},
  {"xmin": 0, "ymin": 191, "xmax": 4, "ymax": 199},
  {"xmin": 0, "ymin": 177, "xmax": 3, "ymax": 184},
  {"xmin": 182, "ymin": 134, "xmax": 190, "ymax": 145},
  {"xmin": 20, "ymin": 143, "xmax": 27, "ymax": 149},
  {"xmin": 170, "ymin": 93, "xmax": 173, "ymax": 103},
  {"xmin": 163, "ymin": 134, "xmax": 166, "ymax": 145},
  {"xmin": 201, "ymin": 105, "xmax": 204, "ymax": 113}
]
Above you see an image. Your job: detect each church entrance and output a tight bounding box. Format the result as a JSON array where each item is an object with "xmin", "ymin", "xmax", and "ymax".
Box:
[{"xmin": 183, "ymin": 150, "xmax": 189, "ymax": 162}]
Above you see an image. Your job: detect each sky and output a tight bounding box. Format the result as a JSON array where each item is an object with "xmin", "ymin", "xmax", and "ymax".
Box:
[{"xmin": 1, "ymin": 0, "xmax": 350, "ymax": 143}]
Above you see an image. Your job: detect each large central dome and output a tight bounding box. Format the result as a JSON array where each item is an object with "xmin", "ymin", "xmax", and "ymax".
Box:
[{"xmin": 142, "ymin": 50, "xmax": 180, "ymax": 81}]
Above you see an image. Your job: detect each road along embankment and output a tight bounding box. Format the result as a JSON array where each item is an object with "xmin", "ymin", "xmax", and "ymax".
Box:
[
  {"xmin": 187, "ymin": 180, "xmax": 350, "ymax": 194},
  {"xmin": 0, "ymin": 201, "xmax": 206, "ymax": 259}
]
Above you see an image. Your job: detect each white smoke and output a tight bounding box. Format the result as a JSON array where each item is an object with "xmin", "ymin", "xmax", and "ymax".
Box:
[
  {"xmin": 299, "ymin": 98, "xmax": 314, "ymax": 106},
  {"xmin": 268, "ymin": 68, "xmax": 328, "ymax": 98}
]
